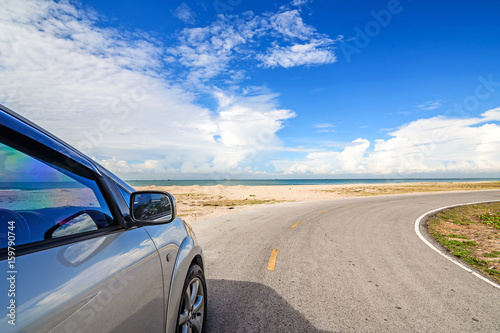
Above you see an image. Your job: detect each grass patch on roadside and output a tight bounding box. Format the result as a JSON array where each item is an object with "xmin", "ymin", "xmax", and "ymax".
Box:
[
  {"xmin": 321, "ymin": 182, "xmax": 500, "ymax": 196},
  {"xmin": 427, "ymin": 202, "xmax": 500, "ymax": 284},
  {"xmin": 484, "ymin": 251, "xmax": 500, "ymax": 258},
  {"xmin": 477, "ymin": 211, "xmax": 500, "ymax": 229},
  {"xmin": 201, "ymin": 199, "xmax": 280, "ymax": 207},
  {"xmin": 174, "ymin": 193, "xmax": 210, "ymax": 198}
]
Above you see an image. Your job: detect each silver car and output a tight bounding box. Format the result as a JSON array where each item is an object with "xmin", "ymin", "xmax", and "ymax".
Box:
[{"xmin": 0, "ymin": 104, "xmax": 207, "ymax": 333}]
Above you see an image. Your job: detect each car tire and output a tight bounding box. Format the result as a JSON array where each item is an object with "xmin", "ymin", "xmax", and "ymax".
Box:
[{"xmin": 176, "ymin": 264, "xmax": 207, "ymax": 333}]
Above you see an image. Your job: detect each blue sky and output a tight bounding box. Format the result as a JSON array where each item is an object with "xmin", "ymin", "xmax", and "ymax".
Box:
[{"xmin": 1, "ymin": 0, "xmax": 500, "ymax": 179}]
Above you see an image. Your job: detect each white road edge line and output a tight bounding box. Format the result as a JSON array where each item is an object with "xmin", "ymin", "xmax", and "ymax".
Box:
[{"xmin": 414, "ymin": 200, "xmax": 500, "ymax": 290}]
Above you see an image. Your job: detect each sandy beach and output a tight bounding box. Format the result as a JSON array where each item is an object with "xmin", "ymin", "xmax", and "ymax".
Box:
[{"xmin": 136, "ymin": 181, "xmax": 500, "ymax": 223}]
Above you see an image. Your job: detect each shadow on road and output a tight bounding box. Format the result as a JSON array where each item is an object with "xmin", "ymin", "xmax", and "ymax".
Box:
[{"xmin": 206, "ymin": 279, "xmax": 331, "ymax": 333}]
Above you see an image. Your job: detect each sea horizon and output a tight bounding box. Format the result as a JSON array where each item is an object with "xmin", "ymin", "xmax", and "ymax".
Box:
[{"xmin": 126, "ymin": 178, "xmax": 500, "ymax": 187}]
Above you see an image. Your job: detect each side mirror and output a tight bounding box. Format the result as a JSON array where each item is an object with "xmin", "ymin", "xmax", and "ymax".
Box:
[{"xmin": 129, "ymin": 191, "xmax": 176, "ymax": 225}]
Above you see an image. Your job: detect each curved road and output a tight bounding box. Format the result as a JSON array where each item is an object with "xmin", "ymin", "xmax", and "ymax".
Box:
[{"xmin": 192, "ymin": 191, "xmax": 500, "ymax": 332}]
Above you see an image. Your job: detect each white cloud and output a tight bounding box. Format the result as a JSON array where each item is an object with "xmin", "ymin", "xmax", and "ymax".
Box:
[
  {"xmin": 166, "ymin": 14, "xmax": 260, "ymax": 86},
  {"xmin": 0, "ymin": 0, "xmax": 295, "ymax": 179},
  {"xmin": 291, "ymin": 0, "xmax": 311, "ymax": 6},
  {"xmin": 414, "ymin": 100, "xmax": 442, "ymax": 111},
  {"xmin": 481, "ymin": 107, "xmax": 500, "ymax": 121},
  {"xmin": 166, "ymin": 8, "xmax": 338, "ymax": 85},
  {"xmin": 339, "ymin": 138, "xmax": 370, "ymax": 171},
  {"xmin": 315, "ymin": 123, "xmax": 334, "ymax": 128},
  {"xmin": 172, "ymin": 3, "xmax": 196, "ymax": 24},
  {"xmin": 269, "ymin": 10, "xmax": 314, "ymax": 40},
  {"xmin": 315, "ymin": 123, "xmax": 335, "ymax": 133},
  {"xmin": 3, "ymin": 0, "xmax": 499, "ymax": 179},
  {"xmin": 257, "ymin": 41, "xmax": 336, "ymax": 68},
  {"xmin": 274, "ymin": 108, "xmax": 500, "ymax": 176}
]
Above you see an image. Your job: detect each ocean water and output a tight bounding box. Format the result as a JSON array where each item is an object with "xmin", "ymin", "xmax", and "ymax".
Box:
[{"xmin": 126, "ymin": 178, "xmax": 500, "ymax": 187}]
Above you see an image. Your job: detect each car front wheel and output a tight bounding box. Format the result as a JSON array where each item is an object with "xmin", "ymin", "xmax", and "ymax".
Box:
[{"xmin": 177, "ymin": 264, "xmax": 207, "ymax": 333}]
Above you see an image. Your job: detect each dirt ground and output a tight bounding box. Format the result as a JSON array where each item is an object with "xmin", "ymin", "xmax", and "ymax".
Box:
[{"xmin": 136, "ymin": 181, "xmax": 500, "ymax": 223}]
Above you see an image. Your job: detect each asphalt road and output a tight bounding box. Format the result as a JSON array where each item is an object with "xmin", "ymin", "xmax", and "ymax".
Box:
[{"xmin": 192, "ymin": 191, "xmax": 500, "ymax": 333}]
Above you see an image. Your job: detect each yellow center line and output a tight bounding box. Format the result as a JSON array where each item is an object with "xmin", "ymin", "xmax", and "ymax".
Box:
[
  {"xmin": 290, "ymin": 221, "xmax": 302, "ymax": 229},
  {"xmin": 344, "ymin": 204, "xmax": 356, "ymax": 207},
  {"xmin": 317, "ymin": 210, "xmax": 328, "ymax": 214},
  {"xmin": 267, "ymin": 249, "xmax": 280, "ymax": 271}
]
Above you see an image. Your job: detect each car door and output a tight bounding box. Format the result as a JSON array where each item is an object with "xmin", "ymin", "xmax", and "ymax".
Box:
[
  {"xmin": 0, "ymin": 135, "xmax": 165, "ymax": 332},
  {"xmin": 113, "ymin": 183, "xmax": 183, "ymax": 319}
]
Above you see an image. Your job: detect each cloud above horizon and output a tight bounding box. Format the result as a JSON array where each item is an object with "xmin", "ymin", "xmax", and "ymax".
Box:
[
  {"xmin": 0, "ymin": 0, "xmax": 499, "ymax": 179},
  {"xmin": 414, "ymin": 100, "xmax": 443, "ymax": 111},
  {"xmin": 166, "ymin": 7, "xmax": 339, "ymax": 87},
  {"xmin": 173, "ymin": 3, "xmax": 197, "ymax": 24},
  {"xmin": 0, "ymin": 0, "xmax": 296, "ymax": 178},
  {"xmin": 273, "ymin": 108, "xmax": 500, "ymax": 176}
]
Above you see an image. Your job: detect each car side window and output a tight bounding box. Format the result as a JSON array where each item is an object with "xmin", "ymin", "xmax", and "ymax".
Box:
[{"xmin": 0, "ymin": 141, "xmax": 114, "ymax": 248}]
